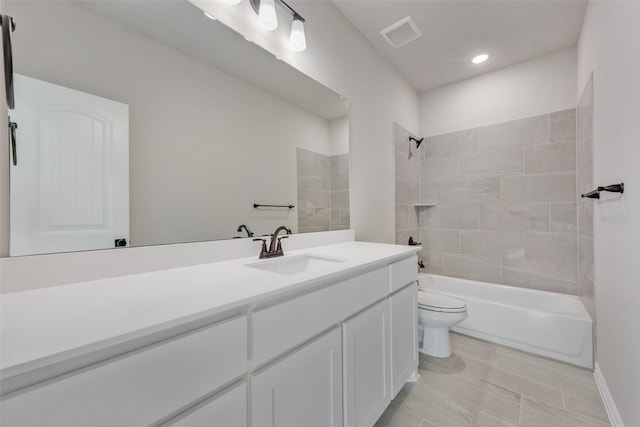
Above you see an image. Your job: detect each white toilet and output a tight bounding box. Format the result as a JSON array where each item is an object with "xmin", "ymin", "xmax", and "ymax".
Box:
[{"xmin": 417, "ymin": 290, "xmax": 467, "ymax": 358}]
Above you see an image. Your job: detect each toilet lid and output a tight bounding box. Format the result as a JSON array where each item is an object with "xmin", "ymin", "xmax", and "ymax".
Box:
[{"xmin": 418, "ymin": 291, "xmax": 466, "ymax": 312}]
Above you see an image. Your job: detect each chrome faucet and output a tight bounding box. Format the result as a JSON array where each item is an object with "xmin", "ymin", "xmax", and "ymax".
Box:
[
  {"xmin": 253, "ymin": 225, "xmax": 292, "ymax": 259},
  {"xmin": 237, "ymin": 224, "xmax": 254, "ymax": 238}
]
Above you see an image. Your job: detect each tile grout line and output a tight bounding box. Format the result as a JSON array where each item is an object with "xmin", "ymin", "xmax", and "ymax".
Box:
[
  {"xmin": 561, "ymin": 383, "xmax": 566, "ymax": 410},
  {"xmin": 519, "ymin": 391, "xmax": 524, "ymax": 425},
  {"xmin": 469, "ymin": 406, "xmax": 477, "ymax": 426}
]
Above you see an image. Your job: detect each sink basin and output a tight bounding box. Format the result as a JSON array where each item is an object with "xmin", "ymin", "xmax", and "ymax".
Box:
[{"xmin": 245, "ymin": 254, "xmax": 345, "ymax": 275}]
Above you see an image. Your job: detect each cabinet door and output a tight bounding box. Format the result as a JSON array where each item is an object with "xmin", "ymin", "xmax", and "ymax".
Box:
[
  {"xmin": 390, "ymin": 283, "xmax": 418, "ymax": 398},
  {"xmin": 343, "ymin": 299, "xmax": 391, "ymax": 427},
  {"xmin": 169, "ymin": 382, "xmax": 246, "ymax": 427},
  {"xmin": 252, "ymin": 328, "xmax": 342, "ymax": 427}
]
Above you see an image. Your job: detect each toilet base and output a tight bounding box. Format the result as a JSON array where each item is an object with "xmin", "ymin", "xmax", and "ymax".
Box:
[{"xmin": 420, "ymin": 326, "xmax": 452, "ymax": 358}]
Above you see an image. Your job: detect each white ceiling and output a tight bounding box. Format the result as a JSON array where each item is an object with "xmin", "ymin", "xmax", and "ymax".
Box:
[{"xmin": 333, "ymin": 0, "xmax": 588, "ymax": 92}]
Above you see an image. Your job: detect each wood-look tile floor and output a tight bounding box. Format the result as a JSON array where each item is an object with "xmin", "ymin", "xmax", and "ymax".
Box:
[{"xmin": 376, "ymin": 333, "xmax": 609, "ymax": 427}]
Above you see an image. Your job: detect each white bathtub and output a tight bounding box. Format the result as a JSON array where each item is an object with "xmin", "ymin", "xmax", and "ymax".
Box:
[{"xmin": 419, "ymin": 273, "xmax": 593, "ymax": 368}]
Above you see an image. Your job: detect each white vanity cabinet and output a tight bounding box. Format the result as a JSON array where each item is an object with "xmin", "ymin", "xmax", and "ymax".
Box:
[
  {"xmin": 1, "ymin": 245, "xmax": 419, "ymax": 427},
  {"xmin": 390, "ymin": 282, "xmax": 418, "ymax": 397},
  {"xmin": 252, "ymin": 268, "xmax": 388, "ymax": 366},
  {"xmin": 251, "ymin": 328, "xmax": 343, "ymax": 427},
  {"xmin": 250, "ymin": 255, "xmax": 418, "ymax": 427},
  {"xmin": 168, "ymin": 382, "xmax": 247, "ymax": 427},
  {"xmin": 343, "ymin": 299, "xmax": 391, "ymax": 427},
  {"xmin": 0, "ymin": 316, "xmax": 248, "ymax": 427}
]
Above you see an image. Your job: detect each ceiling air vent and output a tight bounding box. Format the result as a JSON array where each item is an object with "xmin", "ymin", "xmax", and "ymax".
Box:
[{"xmin": 380, "ymin": 16, "xmax": 423, "ymax": 49}]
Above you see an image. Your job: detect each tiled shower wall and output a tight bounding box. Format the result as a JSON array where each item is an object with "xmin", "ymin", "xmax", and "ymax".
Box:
[
  {"xmin": 577, "ymin": 76, "xmax": 596, "ymax": 335},
  {"xmin": 394, "ymin": 123, "xmax": 421, "ymax": 247},
  {"xmin": 330, "ymin": 153, "xmax": 350, "ymax": 231},
  {"xmin": 297, "ymin": 148, "xmax": 350, "ymax": 233},
  {"xmin": 416, "ymin": 110, "xmax": 579, "ymax": 294}
]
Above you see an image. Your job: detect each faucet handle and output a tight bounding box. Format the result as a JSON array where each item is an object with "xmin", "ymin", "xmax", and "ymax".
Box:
[
  {"xmin": 276, "ymin": 235, "xmax": 289, "ymax": 253},
  {"xmin": 253, "ymin": 238, "xmax": 269, "ymax": 259}
]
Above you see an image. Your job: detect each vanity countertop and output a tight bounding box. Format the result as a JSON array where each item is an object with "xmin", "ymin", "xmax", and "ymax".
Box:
[{"xmin": 0, "ymin": 241, "xmax": 418, "ymax": 383}]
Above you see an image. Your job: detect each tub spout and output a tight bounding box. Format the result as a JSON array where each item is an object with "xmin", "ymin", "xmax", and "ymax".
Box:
[{"xmin": 237, "ymin": 224, "xmax": 254, "ymax": 237}]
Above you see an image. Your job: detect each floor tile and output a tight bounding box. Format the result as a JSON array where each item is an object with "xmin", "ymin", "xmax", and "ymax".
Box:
[
  {"xmin": 374, "ymin": 403, "xmax": 427, "ymax": 427},
  {"xmin": 485, "ymin": 362, "xmax": 564, "ymax": 408},
  {"xmin": 491, "ymin": 344, "xmax": 594, "ymax": 388},
  {"xmin": 520, "ymin": 396, "xmax": 610, "ymax": 427},
  {"xmin": 420, "ymin": 350, "xmax": 492, "ymax": 380},
  {"xmin": 385, "ymin": 333, "xmax": 610, "ymax": 427},
  {"xmin": 415, "ymin": 370, "xmax": 521, "ymax": 423},
  {"xmin": 562, "ymin": 382, "xmax": 610, "ymax": 424},
  {"xmin": 396, "ymin": 382, "xmax": 475, "ymax": 427},
  {"xmin": 471, "ymin": 408, "xmax": 519, "ymax": 427},
  {"xmin": 450, "ymin": 333, "xmax": 494, "ymax": 360}
]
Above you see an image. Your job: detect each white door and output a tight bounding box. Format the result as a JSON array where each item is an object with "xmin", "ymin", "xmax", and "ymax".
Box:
[
  {"xmin": 9, "ymin": 74, "xmax": 129, "ymax": 256},
  {"xmin": 390, "ymin": 283, "xmax": 418, "ymax": 397},
  {"xmin": 343, "ymin": 299, "xmax": 391, "ymax": 427},
  {"xmin": 252, "ymin": 327, "xmax": 343, "ymax": 427}
]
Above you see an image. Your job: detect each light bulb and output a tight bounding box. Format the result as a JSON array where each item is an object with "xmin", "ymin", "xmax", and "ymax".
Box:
[
  {"xmin": 223, "ymin": 0, "xmax": 242, "ymax": 5},
  {"xmin": 258, "ymin": 0, "xmax": 278, "ymax": 31},
  {"xmin": 289, "ymin": 17, "xmax": 306, "ymax": 52},
  {"xmin": 471, "ymin": 53, "xmax": 490, "ymax": 64}
]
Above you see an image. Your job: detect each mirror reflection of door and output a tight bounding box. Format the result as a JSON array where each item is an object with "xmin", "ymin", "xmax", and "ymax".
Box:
[{"xmin": 9, "ymin": 74, "xmax": 129, "ymax": 256}]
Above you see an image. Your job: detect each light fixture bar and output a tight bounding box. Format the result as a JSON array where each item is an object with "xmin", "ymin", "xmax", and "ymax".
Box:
[
  {"xmin": 250, "ymin": 0, "xmax": 305, "ymax": 23},
  {"xmin": 249, "ymin": 0, "xmax": 306, "ymax": 51}
]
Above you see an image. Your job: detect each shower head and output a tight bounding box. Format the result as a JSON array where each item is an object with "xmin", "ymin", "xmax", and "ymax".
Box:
[{"xmin": 409, "ymin": 136, "xmax": 424, "ymax": 148}]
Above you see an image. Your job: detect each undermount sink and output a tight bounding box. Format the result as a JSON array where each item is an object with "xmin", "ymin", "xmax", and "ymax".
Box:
[{"xmin": 245, "ymin": 254, "xmax": 345, "ymax": 275}]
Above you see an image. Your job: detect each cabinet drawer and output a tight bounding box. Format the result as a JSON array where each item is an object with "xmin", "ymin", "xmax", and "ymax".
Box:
[
  {"xmin": 253, "ymin": 267, "xmax": 387, "ymax": 366},
  {"xmin": 1, "ymin": 316, "xmax": 248, "ymax": 427},
  {"xmin": 169, "ymin": 382, "xmax": 247, "ymax": 427},
  {"xmin": 389, "ymin": 256, "xmax": 418, "ymax": 293}
]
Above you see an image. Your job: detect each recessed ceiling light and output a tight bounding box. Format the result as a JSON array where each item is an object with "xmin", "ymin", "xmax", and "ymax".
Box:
[{"xmin": 471, "ymin": 53, "xmax": 490, "ymax": 64}]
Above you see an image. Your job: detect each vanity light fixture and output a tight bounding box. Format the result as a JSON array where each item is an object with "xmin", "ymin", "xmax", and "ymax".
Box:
[
  {"xmin": 289, "ymin": 15, "xmax": 306, "ymax": 52},
  {"xmin": 257, "ymin": 0, "xmax": 278, "ymax": 31},
  {"xmin": 250, "ymin": 0, "xmax": 307, "ymax": 51},
  {"xmin": 471, "ymin": 53, "xmax": 490, "ymax": 64}
]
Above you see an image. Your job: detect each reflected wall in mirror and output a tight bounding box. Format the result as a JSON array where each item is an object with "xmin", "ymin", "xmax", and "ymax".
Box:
[{"xmin": 5, "ymin": 0, "xmax": 349, "ymax": 256}]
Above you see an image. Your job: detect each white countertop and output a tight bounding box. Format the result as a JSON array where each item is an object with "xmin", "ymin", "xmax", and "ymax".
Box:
[{"xmin": 1, "ymin": 241, "xmax": 417, "ymax": 381}]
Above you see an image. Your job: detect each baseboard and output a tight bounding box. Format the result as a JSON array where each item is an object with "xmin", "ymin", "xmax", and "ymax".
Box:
[
  {"xmin": 594, "ymin": 362, "xmax": 625, "ymax": 427},
  {"xmin": 406, "ymin": 369, "xmax": 420, "ymax": 383}
]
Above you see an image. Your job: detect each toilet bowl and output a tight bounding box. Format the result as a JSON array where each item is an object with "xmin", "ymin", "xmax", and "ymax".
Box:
[{"xmin": 418, "ymin": 290, "xmax": 467, "ymax": 358}]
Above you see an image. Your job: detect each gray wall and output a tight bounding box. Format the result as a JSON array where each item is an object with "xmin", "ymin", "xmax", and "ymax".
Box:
[
  {"xmin": 577, "ymin": 76, "xmax": 595, "ymax": 347},
  {"xmin": 416, "ymin": 110, "xmax": 579, "ymax": 294}
]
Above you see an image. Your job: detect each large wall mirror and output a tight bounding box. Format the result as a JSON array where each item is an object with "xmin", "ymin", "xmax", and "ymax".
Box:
[{"xmin": 5, "ymin": 0, "xmax": 350, "ymax": 256}]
